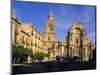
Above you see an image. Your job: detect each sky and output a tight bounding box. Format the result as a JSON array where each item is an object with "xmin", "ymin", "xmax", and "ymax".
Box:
[{"xmin": 12, "ymin": 0, "xmax": 96, "ymax": 43}]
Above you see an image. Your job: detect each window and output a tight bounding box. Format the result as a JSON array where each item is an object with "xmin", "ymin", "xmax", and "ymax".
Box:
[
  {"xmin": 39, "ymin": 37, "xmax": 40, "ymax": 40},
  {"xmin": 50, "ymin": 28, "xmax": 54, "ymax": 31},
  {"xmin": 31, "ymin": 30, "xmax": 34, "ymax": 35},
  {"xmin": 22, "ymin": 36, "xmax": 25, "ymax": 44},
  {"xmin": 50, "ymin": 28, "xmax": 52, "ymax": 31},
  {"xmin": 16, "ymin": 30, "xmax": 19, "ymax": 35},
  {"xmin": 70, "ymin": 34, "xmax": 72, "ymax": 40},
  {"xmin": 26, "ymin": 38, "xmax": 29, "ymax": 45},
  {"xmin": 35, "ymin": 33, "xmax": 37, "ymax": 38},
  {"xmin": 76, "ymin": 39, "xmax": 79, "ymax": 44},
  {"xmin": 44, "ymin": 43, "xmax": 46, "ymax": 46},
  {"xmin": 83, "ymin": 35, "xmax": 85, "ymax": 40},
  {"xmin": 35, "ymin": 43, "xmax": 37, "ymax": 47},
  {"xmin": 48, "ymin": 37, "xmax": 50, "ymax": 40},
  {"xmin": 31, "ymin": 39, "xmax": 33, "ymax": 46},
  {"xmin": 49, "ymin": 23, "xmax": 51, "ymax": 27}
]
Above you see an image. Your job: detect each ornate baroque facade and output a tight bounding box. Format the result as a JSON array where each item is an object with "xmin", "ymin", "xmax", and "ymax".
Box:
[
  {"xmin": 43, "ymin": 11, "xmax": 95, "ymax": 61},
  {"xmin": 65, "ymin": 22, "xmax": 95, "ymax": 61}
]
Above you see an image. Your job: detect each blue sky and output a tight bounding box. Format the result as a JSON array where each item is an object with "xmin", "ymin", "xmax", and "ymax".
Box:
[{"xmin": 12, "ymin": 1, "xmax": 96, "ymax": 43}]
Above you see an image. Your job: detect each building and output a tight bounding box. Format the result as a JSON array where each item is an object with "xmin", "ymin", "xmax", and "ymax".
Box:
[
  {"xmin": 12, "ymin": 13, "xmax": 48, "ymax": 62},
  {"xmin": 12, "ymin": 11, "xmax": 95, "ymax": 62},
  {"xmin": 57, "ymin": 39, "xmax": 67, "ymax": 57},
  {"xmin": 43, "ymin": 11, "xmax": 95, "ymax": 62},
  {"xmin": 64, "ymin": 22, "xmax": 95, "ymax": 61},
  {"xmin": 20, "ymin": 23, "xmax": 43, "ymax": 54},
  {"xmin": 43, "ymin": 11, "xmax": 56, "ymax": 49},
  {"xmin": 12, "ymin": 13, "xmax": 21, "ymax": 44},
  {"xmin": 43, "ymin": 11, "xmax": 56, "ymax": 60}
]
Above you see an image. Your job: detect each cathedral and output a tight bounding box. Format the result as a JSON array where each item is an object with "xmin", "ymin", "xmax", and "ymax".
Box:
[
  {"xmin": 12, "ymin": 10, "xmax": 95, "ymax": 62},
  {"xmin": 43, "ymin": 11, "xmax": 95, "ymax": 62}
]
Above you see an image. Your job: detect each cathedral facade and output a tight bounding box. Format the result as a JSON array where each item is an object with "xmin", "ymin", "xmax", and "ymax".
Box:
[
  {"xmin": 43, "ymin": 11, "xmax": 95, "ymax": 62},
  {"xmin": 64, "ymin": 22, "xmax": 95, "ymax": 61}
]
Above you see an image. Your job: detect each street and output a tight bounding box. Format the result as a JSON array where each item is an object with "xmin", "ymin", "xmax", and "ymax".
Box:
[{"xmin": 12, "ymin": 60, "xmax": 96, "ymax": 74}]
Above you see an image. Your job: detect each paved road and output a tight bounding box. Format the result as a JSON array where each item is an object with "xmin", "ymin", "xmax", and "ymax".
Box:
[{"xmin": 12, "ymin": 60, "xmax": 96, "ymax": 74}]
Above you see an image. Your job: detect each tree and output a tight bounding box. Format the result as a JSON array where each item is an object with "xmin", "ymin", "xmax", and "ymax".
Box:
[
  {"xmin": 34, "ymin": 52, "xmax": 49, "ymax": 61},
  {"xmin": 12, "ymin": 44, "xmax": 33, "ymax": 64}
]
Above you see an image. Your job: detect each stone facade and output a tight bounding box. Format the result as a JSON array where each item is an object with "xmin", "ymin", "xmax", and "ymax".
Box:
[
  {"xmin": 64, "ymin": 22, "xmax": 95, "ymax": 61},
  {"xmin": 12, "ymin": 13, "xmax": 21, "ymax": 44},
  {"xmin": 12, "ymin": 13, "xmax": 48, "ymax": 62},
  {"xmin": 20, "ymin": 23, "xmax": 43, "ymax": 54}
]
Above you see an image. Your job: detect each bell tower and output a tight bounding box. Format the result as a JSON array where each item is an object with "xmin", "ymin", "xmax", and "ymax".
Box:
[{"xmin": 43, "ymin": 11, "xmax": 56, "ymax": 50}]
